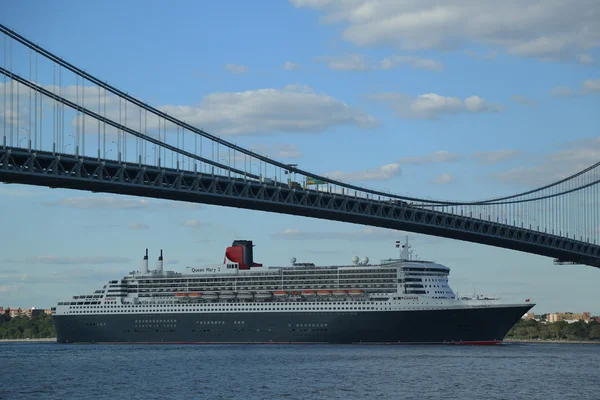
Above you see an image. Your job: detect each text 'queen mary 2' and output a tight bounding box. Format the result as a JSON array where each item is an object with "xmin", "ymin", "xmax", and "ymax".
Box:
[{"xmin": 52, "ymin": 239, "xmax": 533, "ymax": 344}]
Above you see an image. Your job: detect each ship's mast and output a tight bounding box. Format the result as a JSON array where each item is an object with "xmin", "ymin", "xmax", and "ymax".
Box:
[{"xmin": 400, "ymin": 236, "xmax": 412, "ymax": 260}]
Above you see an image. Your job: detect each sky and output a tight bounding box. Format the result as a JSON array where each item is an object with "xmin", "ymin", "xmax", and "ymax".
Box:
[{"xmin": 0, "ymin": 0, "xmax": 599, "ymax": 314}]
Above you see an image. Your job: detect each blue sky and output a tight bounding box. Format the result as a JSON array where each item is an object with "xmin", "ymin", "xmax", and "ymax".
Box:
[{"xmin": 1, "ymin": 0, "xmax": 599, "ymax": 314}]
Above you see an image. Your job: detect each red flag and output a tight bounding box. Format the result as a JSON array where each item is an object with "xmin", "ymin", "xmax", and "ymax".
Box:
[{"xmin": 525, "ymin": 298, "xmax": 530, "ymax": 302}]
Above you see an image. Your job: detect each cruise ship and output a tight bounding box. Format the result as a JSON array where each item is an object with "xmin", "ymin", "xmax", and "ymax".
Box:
[{"xmin": 52, "ymin": 239, "xmax": 533, "ymax": 344}]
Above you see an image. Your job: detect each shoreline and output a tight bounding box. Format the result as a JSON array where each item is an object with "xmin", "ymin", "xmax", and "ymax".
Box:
[
  {"xmin": 1, "ymin": 338, "xmax": 598, "ymax": 344},
  {"xmin": 505, "ymin": 339, "xmax": 600, "ymax": 344},
  {"xmin": 0, "ymin": 338, "xmax": 56, "ymax": 343},
  {"xmin": 0, "ymin": 337, "xmax": 600, "ymax": 344}
]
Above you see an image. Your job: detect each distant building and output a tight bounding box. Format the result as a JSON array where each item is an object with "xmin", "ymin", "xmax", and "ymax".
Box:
[
  {"xmin": 0, "ymin": 307, "xmax": 52, "ymax": 318},
  {"xmin": 582, "ymin": 312, "xmax": 591, "ymax": 323},
  {"xmin": 8, "ymin": 308, "xmax": 23, "ymax": 318},
  {"xmin": 523, "ymin": 312, "xmax": 536, "ymax": 320},
  {"xmin": 25, "ymin": 308, "xmax": 45, "ymax": 318},
  {"xmin": 547, "ymin": 312, "xmax": 592, "ymax": 323}
]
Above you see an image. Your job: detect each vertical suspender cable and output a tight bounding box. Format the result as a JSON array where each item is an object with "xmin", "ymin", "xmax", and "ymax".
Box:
[{"xmin": 82, "ymin": 77, "xmax": 85, "ymax": 156}]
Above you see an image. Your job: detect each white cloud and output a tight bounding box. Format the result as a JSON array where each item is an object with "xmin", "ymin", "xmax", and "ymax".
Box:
[
  {"xmin": 0, "ymin": 285, "xmax": 11, "ymax": 293},
  {"xmin": 492, "ymin": 136, "xmax": 600, "ymax": 186},
  {"xmin": 399, "ymin": 151, "xmax": 461, "ymax": 164},
  {"xmin": 1, "ymin": 81, "xmax": 376, "ymax": 139},
  {"xmin": 552, "ymin": 80, "xmax": 600, "ymax": 97},
  {"xmin": 290, "ymin": 0, "xmax": 600, "ymax": 63},
  {"xmin": 283, "ymin": 61, "xmax": 302, "ymax": 70},
  {"xmin": 316, "ymin": 54, "xmax": 443, "ymax": 72},
  {"xmin": 551, "ymin": 86, "xmax": 574, "ymax": 97},
  {"xmin": 53, "ymin": 196, "xmax": 153, "ymax": 209},
  {"xmin": 368, "ymin": 92, "xmax": 503, "ymax": 119},
  {"xmin": 582, "ymin": 79, "xmax": 600, "ymax": 93},
  {"xmin": 5, "ymin": 255, "xmax": 131, "ymax": 265},
  {"xmin": 493, "ymin": 165, "xmax": 561, "ymax": 186},
  {"xmin": 251, "ymin": 143, "xmax": 303, "ymax": 159},
  {"xmin": 272, "ymin": 227, "xmax": 407, "ymax": 241},
  {"xmin": 511, "ymin": 95, "xmax": 537, "ymax": 107},
  {"xmin": 472, "ymin": 149, "xmax": 521, "ymax": 165},
  {"xmin": 223, "ymin": 64, "xmax": 248, "ymax": 74},
  {"xmin": 547, "ymin": 140, "xmax": 600, "ymax": 164},
  {"xmin": 463, "ymin": 49, "xmax": 497, "ymax": 60},
  {"xmin": 325, "ymin": 162, "xmax": 401, "ymax": 182},
  {"xmin": 129, "ymin": 223, "xmax": 150, "ymax": 230},
  {"xmin": 378, "ymin": 55, "xmax": 444, "ymax": 72},
  {"xmin": 316, "ymin": 54, "xmax": 370, "ymax": 71},
  {"xmin": 0, "ymin": 267, "xmax": 127, "ymax": 286},
  {"xmin": 578, "ymin": 54, "xmax": 594, "ymax": 65},
  {"xmin": 0, "ymin": 186, "xmax": 45, "ymax": 197},
  {"xmin": 43, "ymin": 196, "xmax": 203, "ymax": 210},
  {"xmin": 160, "ymin": 84, "xmax": 377, "ymax": 135},
  {"xmin": 273, "ymin": 144, "xmax": 303, "ymax": 158},
  {"xmin": 184, "ymin": 219, "xmax": 207, "ymax": 228},
  {"xmin": 430, "ymin": 173, "xmax": 454, "ymax": 184}
]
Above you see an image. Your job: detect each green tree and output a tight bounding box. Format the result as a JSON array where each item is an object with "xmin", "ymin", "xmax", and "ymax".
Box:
[
  {"xmin": 0, "ymin": 313, "xmax": 55, "ymax": 339},
  {"xmin": 547, "ymin": 321, "xmax": 566, "ymax": 340},
  {"xmin": 526, "ymin": 326, "xmax": 539, "ymax": 339},
  {"xmin": 589, "ymin": 324, "xmax": 600, "ymax": 340},
  {"xmin": 564, "ymin": 321, "xmax": 588, "ymax": 340}
]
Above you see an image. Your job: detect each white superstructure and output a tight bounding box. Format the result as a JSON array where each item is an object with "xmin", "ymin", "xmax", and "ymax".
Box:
[{"xmin": 53, "ymin": 239, "xmax": 516, "ymax": 318}]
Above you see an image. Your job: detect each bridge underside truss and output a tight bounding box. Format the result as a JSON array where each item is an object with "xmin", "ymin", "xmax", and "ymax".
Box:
[{"xmin": 2, "ymin": 148, "xmax": 599, "ymax": 268}]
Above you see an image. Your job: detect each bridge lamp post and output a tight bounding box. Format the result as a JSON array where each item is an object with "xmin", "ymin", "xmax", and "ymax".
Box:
[
  {"xmin": 383, "ymin": 188, "xmax": 391, "ymax": 202},
  {"xmin": 19, "ymin": 127, "xmax": 31, "ymax": 151},
  {"xmin": 110, "ymin": 141, "xmax": 120, "ymax": 162},
  {"xmin": 145, "ymin": 147, "xmax": 154, "ymax": 163},
  {"xmin": 426, "ymin": 196, "xmax": 434, "ymax": 211},
  {"xmin": 286, "ymin": 164, "xmax": 298, "ymax": 186},
  {"xmin": 531, "ymin": 218, "xmax": 538, "ymax": 231},
  {"xmin": 253, "ymin": 163, "xmax": 261, "ymax": 180},
  {"xmin": 221, "ymin": 158, "xmax": 231, "ymax": 177},
  {"xmin": 68, "ymin": 134, "xmax": 76, "ymax": 155}
]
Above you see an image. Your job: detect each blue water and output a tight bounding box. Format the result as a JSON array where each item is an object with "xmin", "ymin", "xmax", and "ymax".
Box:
[{"xmin": 1, "ymin": 342, "xmax": 598, "ymax": 399}]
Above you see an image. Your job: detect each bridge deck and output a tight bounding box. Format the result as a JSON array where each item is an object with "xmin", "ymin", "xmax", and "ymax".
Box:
[{"xmin": 2, "ymin": 147, "xmax": 599, "ymax": 268}]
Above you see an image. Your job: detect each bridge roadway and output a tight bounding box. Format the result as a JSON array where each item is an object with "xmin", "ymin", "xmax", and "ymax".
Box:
[{"xmin": 1, "ymin": 147, "xmax": 599, "ymax": 268}]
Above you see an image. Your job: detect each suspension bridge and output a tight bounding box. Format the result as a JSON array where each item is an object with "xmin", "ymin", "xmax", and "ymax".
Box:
[{"xmin": 1, "ymin": 24, "xmax": 599, "ymax": 268}]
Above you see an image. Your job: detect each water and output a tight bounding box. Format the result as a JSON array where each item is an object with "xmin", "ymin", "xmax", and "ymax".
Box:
[{"xmin": 1, "ymin": 342, "xmax": 598, "ymax": 400}]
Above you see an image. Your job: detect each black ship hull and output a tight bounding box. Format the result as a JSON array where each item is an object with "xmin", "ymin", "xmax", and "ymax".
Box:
[{"xmin": 53, "ymin": 304, "xmax": 532, "ymax": 344}]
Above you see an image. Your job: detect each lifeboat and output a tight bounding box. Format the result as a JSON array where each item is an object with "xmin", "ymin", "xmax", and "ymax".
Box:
[
  {"xmin": 290, "ymin": 291, "xmax": 301, "ymax": 296},
  {"xmin": 273, "ymin": 291, "xmax": 288, "ymax": 298},
  {"xmin": 203, "ymin": 292, "xmax": 219, "ymax": 300},
  {"xmin": 317, "ymin": 290, "xmax": 332, "ymax": 296},
  {"xmin": 333, "ymin": 290, "xmax": 347, "ymax": 297},
  {"xmin": 302, "ymin": 290, "xmax": 316, "ymax": 297},
  {"xmin": 188, "ymin": 292, "xmax": 202, "ymax": 298},
  {"xmin": 220, "ymin": 291, "xmax": 235, "ymax": 300},
  {"xmin": 237, "ymin": 292, "xmax": 253, "ymax": 300},
  {"xmin": 349, "ymin": 290, "xmax": 365, "ymax": 297},
  {"xmin": 174, "ymin": 293, "xmax": 188, "ymax": 297},
  {"xmin": 255, "ymin": 291, "xmax": 272, "ymax": 299}
]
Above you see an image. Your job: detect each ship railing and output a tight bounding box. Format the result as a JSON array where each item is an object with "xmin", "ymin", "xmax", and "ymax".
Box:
[{"xmin": 457, "ymin": 293, "xmax": 500, "ymax": 301}]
